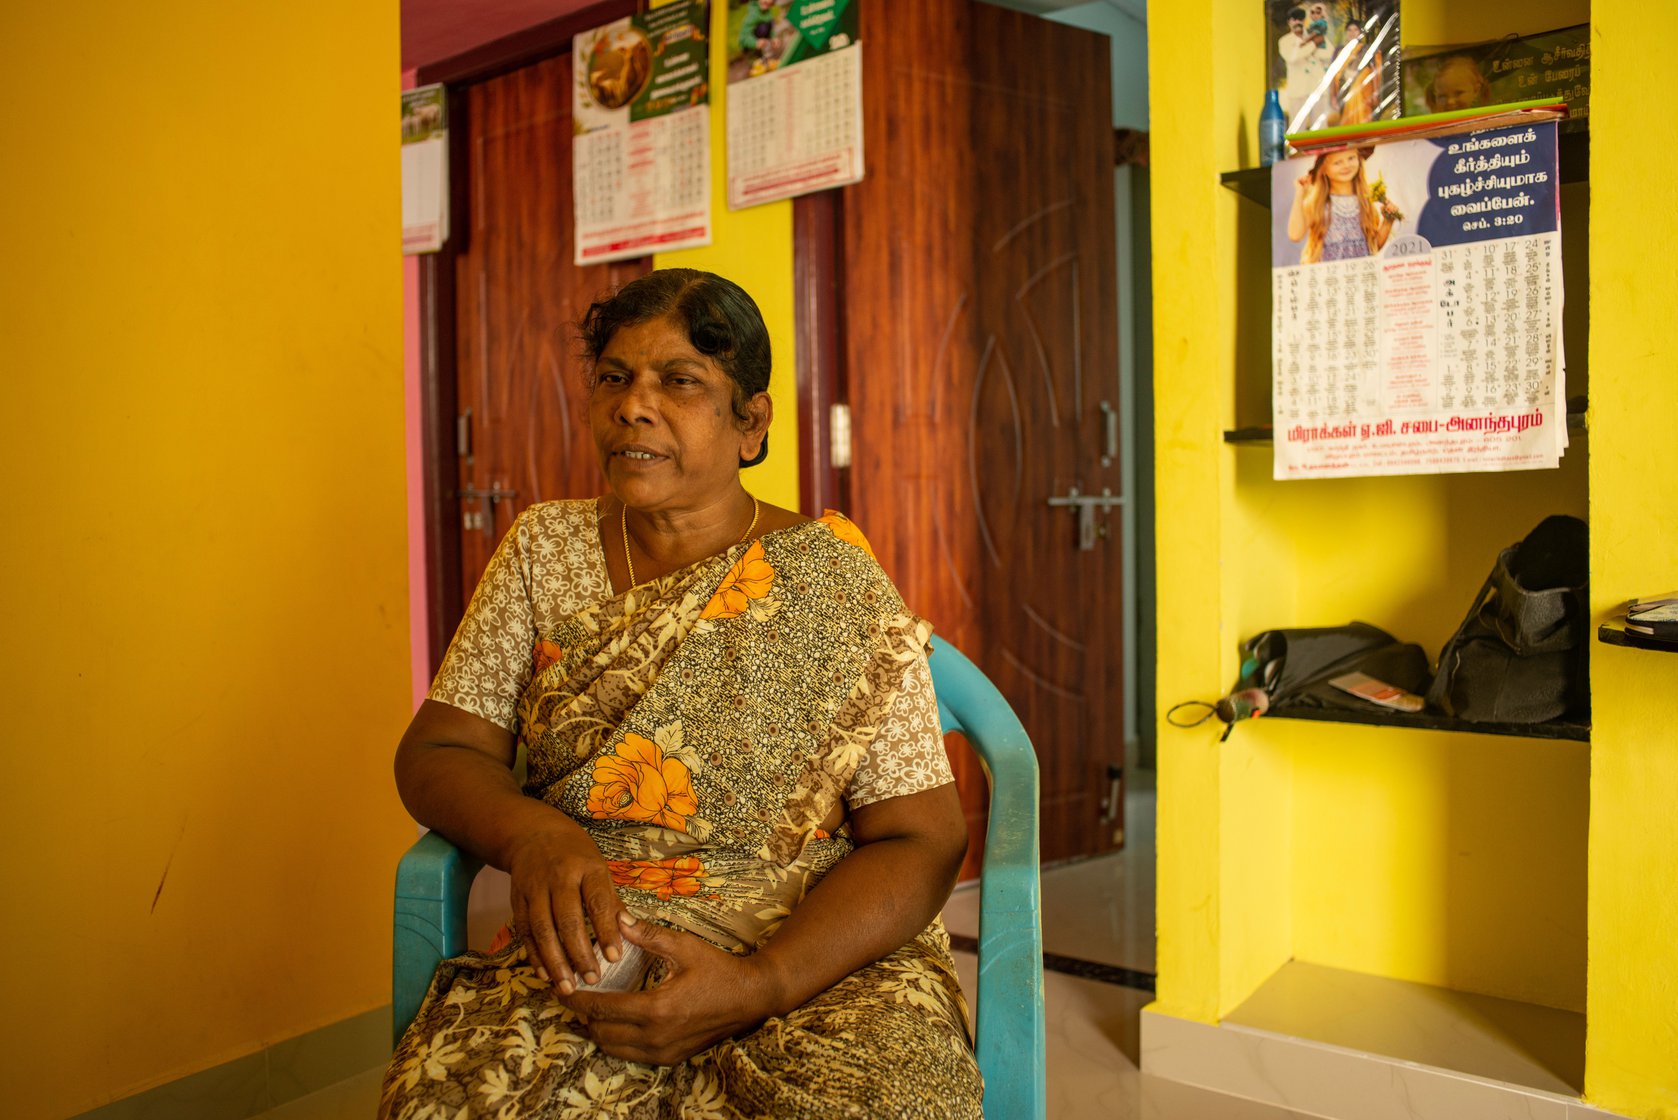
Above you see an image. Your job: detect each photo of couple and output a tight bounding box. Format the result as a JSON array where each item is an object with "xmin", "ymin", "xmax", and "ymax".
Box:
[{"xmin": 1269, "ymin": 1, "xmax": 1401, "ymax": 132}]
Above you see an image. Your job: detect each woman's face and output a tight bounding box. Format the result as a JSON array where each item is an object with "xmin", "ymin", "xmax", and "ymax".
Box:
[
  {"xmin": 1323, "ymin": 149, "xmax": 1361, "ymax": 185},
  {"xmin": 589, "ymin": 314, "xmax": 768, "ymax": 515}
]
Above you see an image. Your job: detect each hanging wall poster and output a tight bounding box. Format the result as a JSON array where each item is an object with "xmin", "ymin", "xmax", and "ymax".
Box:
[
  {"xmin": 1269, "ymin": 121, "xmax": 1566, "ymax": 479},
  {"xmin": 725, "ymin": 0, "xmax": 863, "ymax": 210},
  {"xmin": 401, "ymin": 84, "xmax": 448, "ymax": 254},
  {"xmin": 573, "ymin": 1, "xmax": 712, "ymax": 265}
]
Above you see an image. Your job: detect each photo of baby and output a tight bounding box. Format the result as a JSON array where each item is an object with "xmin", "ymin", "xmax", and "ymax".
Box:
[{"xmin": 1401, "ymin": 26, "xmax": 1589, "ymax": 121}]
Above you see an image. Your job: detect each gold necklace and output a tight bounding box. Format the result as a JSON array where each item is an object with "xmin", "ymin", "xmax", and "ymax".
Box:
[{"xmin": 621, "ymin": 496, "xmax": 761, "ymax": 589}]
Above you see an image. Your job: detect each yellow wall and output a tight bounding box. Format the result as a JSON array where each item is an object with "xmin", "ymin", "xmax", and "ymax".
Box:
[
  {"xmin": 1586, "ymin": 6, "xmax": 1678, "ymax": 1113},
  {"xmin": 1149, "ymin": 0, "xmax": 1595, "ymax": 1026},
  {"xmin": 655, "ymin": 1, "xmax": 800, "ymax": 514},
  {"xmin": 1144, "ymin": 0, "xmax": 1242, "ymax": 1023},
  {"xmin": 0, "ymin": 5, "xmax": 413, "ymax": 1117},
  {"xmin": 1154, "ymin": 0, "xmax": 1678, "ymax": 1113}
]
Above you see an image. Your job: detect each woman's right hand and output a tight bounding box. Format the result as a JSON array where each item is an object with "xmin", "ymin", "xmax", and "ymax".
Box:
[
  {"xmin": 506, "ymin": 821, "xmax": 628, "ymax": 993},
  {"xmin": 392, "ymin": 700, "xmax": 628, "ymax": 993}
]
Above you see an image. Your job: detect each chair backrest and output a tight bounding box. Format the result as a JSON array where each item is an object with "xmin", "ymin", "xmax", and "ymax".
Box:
[
  {"xmin": 928, "ymin": 640, "xmax": 1047, "ymax": 1120},
  {"xmin": 393, "ymin": 640, "xmax": 1046, "ymax": 1119}
]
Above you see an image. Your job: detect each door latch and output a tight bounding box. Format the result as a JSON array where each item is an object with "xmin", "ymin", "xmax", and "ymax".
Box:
[
  {"xmin": 1046, "ymin": 487, "xmax": 1124, "ymax": 550},
  {"xmin": 1099, "ymin": 763, "xmax": 1124, "ymax": 822},
  {"xmin": 457, "ymin": 483, "xmax": 519, "ymax": 535}
]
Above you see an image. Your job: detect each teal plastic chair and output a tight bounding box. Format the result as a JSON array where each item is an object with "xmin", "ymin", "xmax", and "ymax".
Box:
[{"xmin": 392, "ymin": 640, "xmax": 1046, "ymax": 1118}]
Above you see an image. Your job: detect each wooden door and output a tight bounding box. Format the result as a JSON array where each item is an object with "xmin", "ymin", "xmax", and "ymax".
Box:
[
  {"xmin": 451, "ymin": 52, "xmax": 647, "ymax": 603},
  {"xmin": 838, "ymin": 0, "xmax": 1124, "ymax": 867}
]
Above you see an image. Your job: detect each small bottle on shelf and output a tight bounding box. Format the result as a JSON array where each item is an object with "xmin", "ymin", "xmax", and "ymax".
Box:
[{"xmin": 1259, "ymin": 89, "xmax": 1286, "ymax": 167}]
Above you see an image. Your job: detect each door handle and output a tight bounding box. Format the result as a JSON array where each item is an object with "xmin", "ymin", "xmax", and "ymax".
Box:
[
  {"xmin": 1046, "ymin": 487, "xmax": 1123, "ymax": 551},
  {"xmin": 456, "ymin": 408, "xmax": 473, "ymax": 462},
  {"xmin": 1099, "ymin": 400, "xmax": 1119, "ymax": 467}
]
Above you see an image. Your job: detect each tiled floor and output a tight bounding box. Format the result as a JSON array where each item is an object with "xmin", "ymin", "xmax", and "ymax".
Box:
[
  {"xmin": 256, "ymin": 781, "xmax": 1314, "ymax": 1119},
  {"xmin": 942, "ymin": 777, "xmax": 1158, "ymax": 976}
]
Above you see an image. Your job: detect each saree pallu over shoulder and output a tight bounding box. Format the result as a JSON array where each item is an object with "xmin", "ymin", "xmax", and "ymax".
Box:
[{"xmin": 515, "ymin": 517, "xmax": 937, "ymax": 952}]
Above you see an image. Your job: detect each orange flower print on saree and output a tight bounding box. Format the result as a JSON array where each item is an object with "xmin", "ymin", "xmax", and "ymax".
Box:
[
  {"xmin": 532, "ymin": 640, "xmax": 565, "ymax": 675},
  {"xmin": 700, "ymin": 539, "xmax": 775, "ymax": 620},
  {"xmin": 607, "ymin": 856, "xmax": 707, "ymax": 900},
  {"xmin": 587, "ymin": 732, "xmax": 698, "ymax": 830},
  {"xmin": 819, "ymin": 510, "xmax": 876, "ymax": 559}
]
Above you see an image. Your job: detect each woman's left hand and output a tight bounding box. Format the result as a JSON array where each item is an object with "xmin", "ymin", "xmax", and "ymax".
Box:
[{"xmin": 558, "ymin": 913, "xmax": 779, "ymax": 1066}]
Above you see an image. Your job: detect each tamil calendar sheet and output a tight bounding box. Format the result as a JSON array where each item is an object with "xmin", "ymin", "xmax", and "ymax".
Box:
[
  {"xmin": 572, "ymin": 2, "xmax": 712, "ymax": 264},
  {"xmin": 725, "ymin": 1, "xmax": 863, "ymax": 209},
  {"xmin": 1268, "ymin": 122, "xmax": 1566, "ymax": 479}
]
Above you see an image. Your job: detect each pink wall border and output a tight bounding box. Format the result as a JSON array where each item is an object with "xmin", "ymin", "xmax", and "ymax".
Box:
[{"xmin": 401, "ymin": 67, "xmax": 431, "ymax": 710}]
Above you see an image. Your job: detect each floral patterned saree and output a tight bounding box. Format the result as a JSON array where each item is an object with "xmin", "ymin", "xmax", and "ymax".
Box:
[{"xmin": 381, "ymin": 502, "xmax": 982, "ymax": 1120}]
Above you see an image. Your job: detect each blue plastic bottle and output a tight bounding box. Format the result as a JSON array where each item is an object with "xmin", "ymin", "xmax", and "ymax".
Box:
[{"xmin": 1259, "ymin": 89, "xmax": 1287, "ymax": 166}]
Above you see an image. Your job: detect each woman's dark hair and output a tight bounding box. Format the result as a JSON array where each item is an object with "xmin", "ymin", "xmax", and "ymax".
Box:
[{"xmin": 580, "ymin": 268, "xmax": 772, "ymax": 467}]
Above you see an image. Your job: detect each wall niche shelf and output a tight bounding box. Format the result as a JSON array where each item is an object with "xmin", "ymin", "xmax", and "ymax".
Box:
[
  {"xmin": 1262, "ymin": 702, "xmax": 1589, "ymax": 742},
  {"xmin": 1598, "ymin": 623, "xmax": 1678, "ymax": 653},
  {"xmin": 1218, "ymin": 124, "xmax": 1590, "ymax": 206}
]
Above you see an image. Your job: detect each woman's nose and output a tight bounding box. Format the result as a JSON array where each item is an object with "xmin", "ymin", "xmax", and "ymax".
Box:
[{"xmin": 614, "ymin": 377, "xmax": 656, "ymax": 424}]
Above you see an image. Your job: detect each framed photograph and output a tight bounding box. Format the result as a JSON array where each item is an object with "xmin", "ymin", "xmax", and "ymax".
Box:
[
  {"xmin": 1402, "ymin": 24, "xmax": 1589, "ymax": 122},
  {"xmin": 1266, "ymin": 1, "xmax": 1401, "ymax": 133}
]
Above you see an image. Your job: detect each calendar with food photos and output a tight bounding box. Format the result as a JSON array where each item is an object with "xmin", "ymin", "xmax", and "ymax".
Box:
[
  {"xmin": 572, "ymin": 2, "xmax": 712, "ymax": 264},
  {"xmin": 1268, "ymin": 120, "xmax": 1567, "ymax": 479}
]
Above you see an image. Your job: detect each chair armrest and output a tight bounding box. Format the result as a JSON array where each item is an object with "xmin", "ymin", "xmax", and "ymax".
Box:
[
  {"xmin": 933, "ymin": 642, "xmax": 1046, "ymax": 1120},
  {"xmin": 392, "ymin": 830, "xmax": 482, "ymax": 1046}
]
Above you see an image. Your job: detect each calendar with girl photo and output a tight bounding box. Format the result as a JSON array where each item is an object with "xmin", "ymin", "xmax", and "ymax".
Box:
[
  {"xmin": 1265, "ymin": 122, "xmax": 1568, "ymax": 480},
  {"xmin": 1267, "ymin": 0, "xmax": 1402, "ymax": 133}
]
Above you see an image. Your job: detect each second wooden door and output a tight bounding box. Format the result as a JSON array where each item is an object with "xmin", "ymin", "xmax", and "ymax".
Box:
[
  {"xmin": 836, "ymin": 0, "xmax": 1126, "ymax": 868},
  {"xmin": 451, "ymin": 51, "xmax": 647, "ymax": 605}
]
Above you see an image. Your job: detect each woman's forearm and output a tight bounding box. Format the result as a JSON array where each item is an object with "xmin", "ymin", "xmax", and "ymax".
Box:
[
  {"xmin": 745, "ymin": 830, "xmax": 964, "ymax": 1018},
  {"xmin": 396, "ymin": 733, "xmax": 583, "ymax": 872},
  {"xmin": 395, "ymin": 700, "xmax": 596, "ymax": 871}
]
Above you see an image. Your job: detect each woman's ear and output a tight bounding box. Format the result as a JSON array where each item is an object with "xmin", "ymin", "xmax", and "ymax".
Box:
[{"xmin": 738, "ymin": 391, "xmax": 772, "ymax": 459}]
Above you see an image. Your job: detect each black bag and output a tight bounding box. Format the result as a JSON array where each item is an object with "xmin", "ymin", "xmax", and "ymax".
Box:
[
  {"xmin": 1167, "ymin": 622, "xmax": 1430, "ymax": 740},
  {"xmin": 1426, "ymin": 515, "xmax": 1589, "ymax": 724},
  {"xmin": 1237, "ymin": 621, "xmax": 1432, "ymax": 711}
]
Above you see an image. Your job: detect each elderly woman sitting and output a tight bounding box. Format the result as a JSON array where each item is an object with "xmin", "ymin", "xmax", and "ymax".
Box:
[{"xmin": 382, "ymin": 269, "xmax": 982, "ymax": 1119}]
